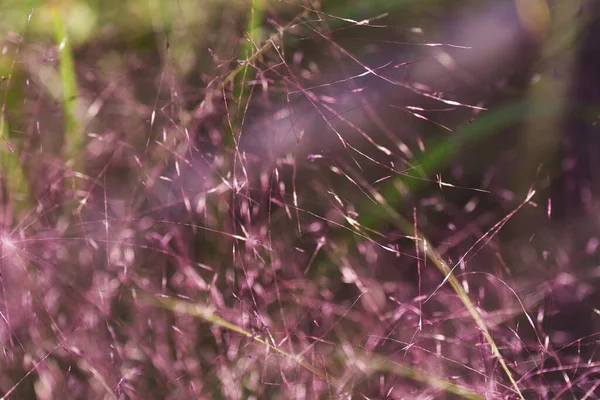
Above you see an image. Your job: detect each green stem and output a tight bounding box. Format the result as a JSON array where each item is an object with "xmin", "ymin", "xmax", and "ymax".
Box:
[{"xmin": 147, "ymin": 294, "xmax": 483, "ymax": 399}]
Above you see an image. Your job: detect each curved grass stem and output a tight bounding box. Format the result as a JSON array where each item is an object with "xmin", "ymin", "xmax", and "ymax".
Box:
[{"xmin": 147, "ymin": 294, "xmax": 483, "ymax": 399}]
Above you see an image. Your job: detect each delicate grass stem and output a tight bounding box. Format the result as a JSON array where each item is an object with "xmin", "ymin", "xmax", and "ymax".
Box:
[
  {"xmin": 365, "ymin": 352, "xmax": 484, "ymax": 400},
  {"xmin": 147, "ymin": 295, "xmax": 483, "ymax": 399},
  {"xmin": 348, "ymin": 164, "xmax": 526, "ymax": 399},
  {"xmin": 147, "ymin": 295, "xmax": 333, "ymax": 382}
]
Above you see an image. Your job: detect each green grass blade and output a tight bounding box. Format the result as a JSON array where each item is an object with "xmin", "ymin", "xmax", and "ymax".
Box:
[
  {"xmin": 0, "ymin": 114, "xmax": 31, "ymax": 221},
  {"xmin": 51, "ymin": 2, "xmax": 83, "ymax": 167},
  {"xmin": 347, "ymin": 166, "xmax": 526, "ymax": 398},
  {"xmin": 359, "ymin": 99, "xmax": 562, "ymax": 230}
]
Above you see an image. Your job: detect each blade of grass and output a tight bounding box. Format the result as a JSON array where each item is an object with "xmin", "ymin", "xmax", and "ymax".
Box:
[
  {"xmin": 0, "ymin": 9, "xmax": 33, "ymax": 222},
  {"xmin": 146, "ymin": 294, "xmax": 483, "ymax": 399},
  {"xmin": 346, "ymin": 160, "xmax": 527, "ymax": 399},
  {"xmin": 218, "ymin": 0, "xmax": 269, "ymax": 189},
  {"xmin": 513, "ymin": 0, "xmax": 579, "ymax": 202},
  {"xmin": 235, "ymin": 0, "xmax": 267, "ymax": 105},
  {"xmin": 358, "ymin": 99, "xmax": 563, "ymax": 230},
  {"xmin": 0, "ymin": 115, "xmax": 31, "ymax": 221},
  {"xmin": 51, "ymin": 2, "xmax": 82, "ymax": 162},
  {"xmin": 146, "ymin": 294, "xmax": 334, "ymax": 382},
  {"xmin": 222, "ymin": 8, "xmax": 312, "ymax": 87},
  {"xmin": 360, "ymin": 351, "xmax": 484, "ymax": 400},
  {"xmin": 51, "ymin": 1, "xmax": 84, "ymax": 214}
]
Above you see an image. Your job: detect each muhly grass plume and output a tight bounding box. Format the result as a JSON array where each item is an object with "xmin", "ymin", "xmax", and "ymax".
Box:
[{"xmin": 1, "ymin": 0, "xmax": 600, "ymax": 399}]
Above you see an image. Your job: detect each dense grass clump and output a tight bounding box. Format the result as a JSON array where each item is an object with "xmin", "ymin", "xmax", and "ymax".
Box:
[{"xmin": 1, "ymin": 1, "xmax": 600, "ymax": 398}]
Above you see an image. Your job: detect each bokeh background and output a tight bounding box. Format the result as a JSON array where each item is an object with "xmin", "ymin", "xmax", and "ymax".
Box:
[{"xmin": 1, "ymin": 0, "xmax": 600, "ymax": 398}]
